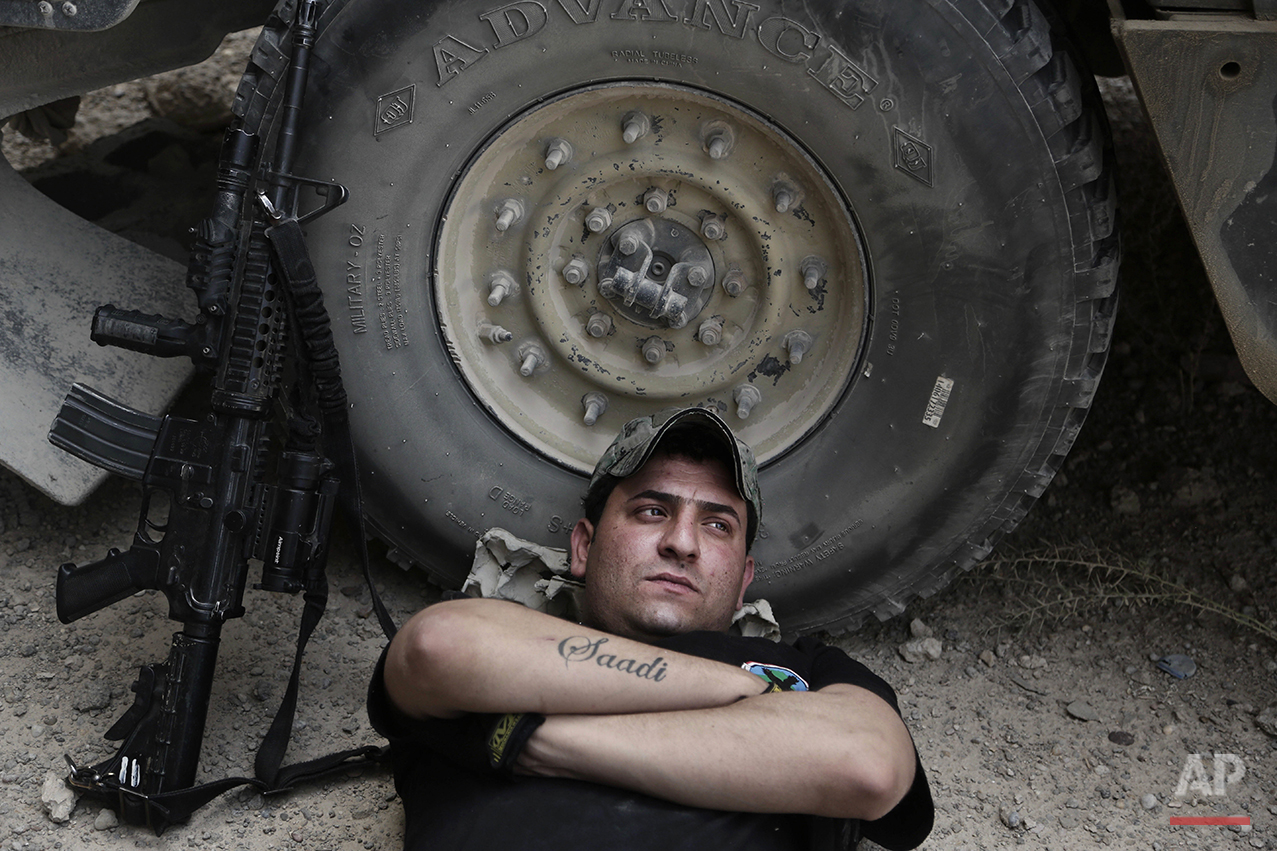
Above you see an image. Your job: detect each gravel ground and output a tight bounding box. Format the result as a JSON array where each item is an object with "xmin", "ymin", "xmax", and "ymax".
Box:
[{"xmin": 2, "ymin": 29, "xmax": 1276, "ymax": 851}]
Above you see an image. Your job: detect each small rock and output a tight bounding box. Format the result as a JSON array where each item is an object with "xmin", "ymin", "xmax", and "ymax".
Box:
[
  {"xmin": 1141, "ymin": 794, "xmax": 1158, "ymax": 810},
  {"xmin": 73, "ymin": 683, "xmax": 112, "ymax": 713},
  {"xmin": 999, "ymin": 806, "xmax": 1022, "ymax": 829},
  {"xmin": 1018, "ymin": 654, "xmax": 1047, "ymax": 669},
  {"xmin": 898, "ymin": 637, "xmax": 943, "ymax": 663},
  {"xmin": 1065, "ymin": 797, "xmax": 1081, "ymax": 809},
  {"xmin": 909, "ymin": 618, "xmax": 933, "ymax": 639},
  {"xmin": 1229, "ymin": 574, "xmax": 1250, "ymax": 593},
  {"xmin": 1254, "ymin": 705, "xmax": 1277, "ymax": 738},
  {"xmin": 979, "ymin": 649, "xmax": 995, "ymax": 667},
  {"xmin": 1157, "ymin": 654, "xmax": 1196, "ymax": 679},
  {"xmin": 1110, "ymin": 485, "xmax": 1141, "ymax": 515},
  {"xmin": 94, "ymin": 808, "xmax": 119, "ymax": 830},
  {"xmin": 41, "ymin": 772, "xmax": 76, "ymax": 823},
  {"xmin": 1173, "ymin": 476, "xmax": 1221, "ymax": 507},
  {"xmin": 1059, "ymin": 814, "xmax": 1079, "ymax": 829},
  {"xmin": 1107, "ymin": 731, "xmax": 1135, "ymax": 746},
  {"xmin": 1066, "ymin": 701, "xmax": 1100, "ymax": 722}
]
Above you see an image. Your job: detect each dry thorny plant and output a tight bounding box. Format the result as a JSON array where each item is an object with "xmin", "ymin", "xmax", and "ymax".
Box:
[{"xmin": 971, "ymin": 545, "xmax": 1277, "ymax": 644}]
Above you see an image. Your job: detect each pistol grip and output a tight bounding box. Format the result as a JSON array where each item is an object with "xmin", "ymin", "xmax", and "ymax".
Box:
[{"xmin": 56, "ymin": 547, "xmax": 162, "ymax": 624}]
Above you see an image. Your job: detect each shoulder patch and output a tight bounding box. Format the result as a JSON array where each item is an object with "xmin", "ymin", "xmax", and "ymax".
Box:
[{"xmin": 741, "ymin": 662, "xmax": 809, "ymax": 692}]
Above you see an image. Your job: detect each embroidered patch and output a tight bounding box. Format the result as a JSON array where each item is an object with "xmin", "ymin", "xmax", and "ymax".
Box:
[{"xmin": 741, "ymin": 662, "xmax": 809, "ymax": 692}]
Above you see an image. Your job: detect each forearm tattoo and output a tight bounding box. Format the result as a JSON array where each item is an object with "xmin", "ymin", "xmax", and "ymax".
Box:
[{"xmin": 557, "ymin": 636, "xmax": 668, "ymax": 681}]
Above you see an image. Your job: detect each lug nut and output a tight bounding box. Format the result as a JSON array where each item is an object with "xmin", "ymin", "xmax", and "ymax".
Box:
[
  {"xmin": 621, "ymin": 111, "xmax": 650, "ymax": 144},
  {"xmin": 641, "ymin": 336, "xmax": 667, "ymax": 364},
  {"xmin": 585, "ymin": 206, "xmax": 612, "ymax": 233},
  {"xmin": 698, "ymin": 316, "xmax": 724, "ymax": 346},
  {"xmin": 783, "ymin": 329, "xmax": 814, "ymax": 363},
  {"xmin": 800, "ymin": 256, "xmax": 827, "ymax": 290},
  {"xmin": 705, "ymin": 126, "xmax": 734, "ymax": 160},
  {"xmin": 581, "ymin": 392, "xmax": 609, "ymax": 426},
  {"xmin": 586, "ymin": 312, "xmax": 613, "ymax": 338},
  {"xmin": 733, "ymin": 383, "xmax": 762, "ymax": 419},
  {"xmin": 722, "ymin": 269, "xmax": 747, "ymax": 297},
  {"xmin": 700, "ymin": 214, "xmax": 726, "ymax": 241},
  {"xmin": 643, "ymin": 187, "xmax": 669, "ymax": 213},
  {"xmin": 517, "ymin": 342, "xmax": 547, "ymax": 377},
  {"xmin": 544, "ymin": 138, "xmax": 573, "ymax": 170},
  {"xmin": 562, "ymin": 256, "xmax": 590, "ymax": 285},
  {"xmin": 487, "ymin": 270, "xmax": 518, "ymax": 306},
  {"xmin": 774, "ymin": 187, "xmax": 794, "ymax": 214},
  {"xmin": 687, "ymin": 265, "xmax": 710, "ymax": 288},
  {"xmin": 617, "ymin": 233, "xmax": 641, "ymax": 256},
  {"xmin": 477, "ymin": 320, "xmax": 513, "ymax": 344},
  {"xmin": 495, "ymin": 198, "xmax": 524, "ymax": 232}
]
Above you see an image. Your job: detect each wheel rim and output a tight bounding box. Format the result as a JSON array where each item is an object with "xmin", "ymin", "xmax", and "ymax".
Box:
[{"xmin": 435, "ymin": 82, "xmax": 869, "ymax": 473}]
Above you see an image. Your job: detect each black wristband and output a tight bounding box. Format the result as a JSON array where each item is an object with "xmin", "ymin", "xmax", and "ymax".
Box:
[{"xmin": 486, "ymin": 712, "xmax": 547, "ymax": 777}]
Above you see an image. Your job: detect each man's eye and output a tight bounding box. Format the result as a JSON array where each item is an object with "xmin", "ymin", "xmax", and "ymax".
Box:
[
  {"xmin": 706, "ymin": 519, "xmax": 731, "ymax": 533},
  {"xmin": 638, "ymin": 506, "xmax": 666, "ymax": 518}
]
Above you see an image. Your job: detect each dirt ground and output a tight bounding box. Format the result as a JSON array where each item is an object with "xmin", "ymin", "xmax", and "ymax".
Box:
[{"xmin": 3, "ymin": 27, "xmax": 1276, "ymax": 851}]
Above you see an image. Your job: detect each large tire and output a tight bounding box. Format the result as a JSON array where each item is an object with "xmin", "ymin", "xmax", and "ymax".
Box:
[{"xmin": 238, "ymin": 0, "xmax": 1117, "ymax": 633}]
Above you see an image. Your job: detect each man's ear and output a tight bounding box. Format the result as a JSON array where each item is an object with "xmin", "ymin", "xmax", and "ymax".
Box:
[
  {"xmin": 569, "ymin": 518, "xmax": 594, "ymax": 580},
  {"xmin": 736, "ymin": 555, "xmax": 755, "ymax": 610}
]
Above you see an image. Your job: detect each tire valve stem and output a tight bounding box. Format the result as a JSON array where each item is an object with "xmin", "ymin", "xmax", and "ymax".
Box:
[
  {"xmin": 722, "ymin": 269, "xmax": 747, "ymax": 297},
  {"xmin": 783, "ymin": 329, "xmax": 814, "ymax": 364},
  {"xmin": 487, "ymin": 270, "xmax": 519, "ymax": 306},
  {"xmin": 698, "ymin": 316, "xmax": 724, "ymax": 347},
  {"xmin": 544, "ymin": 138, "xmax": 573, "ymax": 170},
  {"xmin": 644, "ymin": 187, "xmax": 668, "ymax": 213},
  {"xmin": 622, "ymin": 111, "xmax": 651, "ymax": 144},
  {"xmin": 517, "ymin": 342, "xmax": 547, "ymax": 377},
  {"xmin": 581, "ymin": 392, "xmax": 609, "ymax": 426},
  {"xmin": 641, "ymin": 336, "xmax": 667, "ymax": 364},
  {"xmin": 562, "ymin": 256, "xmax": 590, "ymax": 286},
  {"xmin": 800, "ymin": 255, "xmax": 827, "ymax": 291},
  {"xmin": 477, "ymin": 320, "xmax": 513, "ymax": 344},
  {"xmin": 733, "ymin": 383, "xmax": 762, "ymax": 419},
  {"xmin": 494, "ymin": 198, "xmax": 524, "ymax": 233},
  {"xmin": 586, "ymin": 312, "xmax": 613, "ymax": 338},
  {"xmin": 585, "ymin": 206, "xmax": 612, "ymax": 234}
]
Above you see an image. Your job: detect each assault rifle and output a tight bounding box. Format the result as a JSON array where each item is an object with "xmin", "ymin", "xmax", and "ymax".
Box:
[{"xmin": 46, "ymin": 0, "xmax": 392, "ymax": 831}]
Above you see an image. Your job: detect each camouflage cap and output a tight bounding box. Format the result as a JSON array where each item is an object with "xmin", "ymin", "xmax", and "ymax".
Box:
[{"xmin": 588, "ymin": 407, "xmax": 762, "ymax": 545}]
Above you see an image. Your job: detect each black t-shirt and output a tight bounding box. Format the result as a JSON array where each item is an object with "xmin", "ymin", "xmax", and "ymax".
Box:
[{"xmin": 368, "ymin": 630, "xmax": 932, "ymax": 851}]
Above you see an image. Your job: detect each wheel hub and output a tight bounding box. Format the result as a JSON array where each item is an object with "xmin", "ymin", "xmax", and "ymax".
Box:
[
  {"xmin": 434, "ymin": 83, "xmax": 869, "ymax": 473},
  {"xmin": 597, "ymin": 216, "xmax": 715, "ymax": 330}
]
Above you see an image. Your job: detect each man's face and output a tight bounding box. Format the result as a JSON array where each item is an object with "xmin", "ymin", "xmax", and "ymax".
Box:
[{"xmin": 570, "ymin": 451, "xmax": 755, "ymax": 642}]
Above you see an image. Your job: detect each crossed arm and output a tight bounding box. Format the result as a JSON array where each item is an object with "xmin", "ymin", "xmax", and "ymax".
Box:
[{"xmin": 383, "ymin": 598, "xmax": 916, "ymax": 820}]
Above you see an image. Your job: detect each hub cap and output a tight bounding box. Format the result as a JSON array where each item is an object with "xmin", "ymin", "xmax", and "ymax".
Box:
[{"xmin": 435, "ymin": 83, "xmax": 868, "ymax": 472}]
